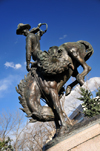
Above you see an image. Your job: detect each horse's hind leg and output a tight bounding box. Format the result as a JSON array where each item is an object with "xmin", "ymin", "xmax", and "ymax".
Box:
[{"xmin": 49, "ymin": 88, "xmax": 69, "ymax": 133}]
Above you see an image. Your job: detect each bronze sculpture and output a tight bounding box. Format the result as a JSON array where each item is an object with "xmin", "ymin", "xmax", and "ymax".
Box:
[{"xmin": 16, "ymin": 23, "xmax": 94, "ymax": 136}]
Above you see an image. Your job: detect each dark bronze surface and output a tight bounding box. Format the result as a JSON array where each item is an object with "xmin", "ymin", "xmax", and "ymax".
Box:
[{"xmin": 16, "ymin": 23, "xmax": 93, "ymax": 137}]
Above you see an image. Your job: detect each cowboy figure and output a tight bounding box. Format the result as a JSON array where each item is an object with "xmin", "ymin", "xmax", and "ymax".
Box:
[{"xmin": 16, "ymin": 23, "xmax": 48, "ymax": 71}]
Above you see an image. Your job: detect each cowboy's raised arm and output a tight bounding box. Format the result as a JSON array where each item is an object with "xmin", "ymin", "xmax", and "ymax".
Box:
[{"xmin": 29, "ymin": 27, "xmax": 40, "ymax": 34}]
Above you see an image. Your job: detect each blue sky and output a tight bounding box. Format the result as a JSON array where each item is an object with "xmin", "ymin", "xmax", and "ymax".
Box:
[{"xmin": 0, "ymin": 0, "xmax": 100, "ymax": 114}]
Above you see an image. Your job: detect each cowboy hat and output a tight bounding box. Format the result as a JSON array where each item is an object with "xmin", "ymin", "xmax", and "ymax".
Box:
[{"xmin": 16, "ymin": 23, "xmax": 31, "ymax": 35}]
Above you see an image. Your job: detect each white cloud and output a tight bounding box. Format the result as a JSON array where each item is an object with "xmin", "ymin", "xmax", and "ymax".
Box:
[
  {"xmin": 64, "ymin": 77, "xmax": 100, "ymax": 115},
  {"xmin": 4, "ymin": 62, "xmax": 22, "ymax": 69},
  {"xmin": 15, "ymin": 64, "xmax": 22, "ymax": 69},
  {"xmin": 59, "ymin": 34, "xmax": 67, "ymax": 40},
  {"xmin": 83, "ymin": 77, "xmax": 100, "ymax": 91},
  {"xmin": 0, "ymin": 84, "xmax": 7, "ymax": 91},
  {"xmin": 0, "ymin": 75, "xmax": 21, "ymax": 98},
  {"xmin": 0, "ymin": 77, "xmax": 12, "ymax": 91},
  {"xmin": 0, "ymin": 76, "xmax": 13, "ymax": 97}
]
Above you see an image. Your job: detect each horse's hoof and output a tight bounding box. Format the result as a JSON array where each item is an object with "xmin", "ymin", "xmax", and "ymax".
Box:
[
  {"xmin": 57, "ymin": 126, "xmax": 70, "ymax": 137},
  {"xmin": 88, "ymin": 66, "xmax": 91, "ymax": 71},
  {"xmin": 76, "ymin": 74, "xmax": 84, "ymax": 86},
  {"xmin": 65, "ymin": 86, "xmax": 71, "ymax": 96},
  {"xmin": 52, "ymin": 133, "xmax": 57, "ymax": 139}
]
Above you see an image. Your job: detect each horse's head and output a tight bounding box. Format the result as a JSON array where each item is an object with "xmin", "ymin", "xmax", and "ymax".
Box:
[{"xmin": 48, "ymin": 46, "xmax": 58, "ymax": 57}]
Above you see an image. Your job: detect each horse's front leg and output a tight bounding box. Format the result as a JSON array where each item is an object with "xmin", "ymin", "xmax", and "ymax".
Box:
[
  {"xmin": 75, "ymin": 56, "xmax": 91, "ymax": 86},
  {"xmin": 69, "ymin": 49, "xmax": 91, "ymax": 86},
  {"xmin": 66, "ymin": 61, "xmax": 91, "ymax": 96},
  {"xmin": 66, "ymin": 80, "xmax": 78, "ymax": 96}
]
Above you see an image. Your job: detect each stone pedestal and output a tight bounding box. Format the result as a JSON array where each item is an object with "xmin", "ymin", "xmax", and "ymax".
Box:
[{"xmin": 43, "ymin": 115, "xmax": 100, "ymax": 151}]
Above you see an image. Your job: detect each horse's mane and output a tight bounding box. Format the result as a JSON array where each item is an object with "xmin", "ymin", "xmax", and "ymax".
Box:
[{"xmin": 37, "ymin": 46, "xmax": 69, "ymax": 76}]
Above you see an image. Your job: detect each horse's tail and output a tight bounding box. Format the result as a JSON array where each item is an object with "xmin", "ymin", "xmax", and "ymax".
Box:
[
  {"xmin": 15, "ymin": 73, "xmax": 36, "ymax": 122},
  {"xmin": 77, "ymin": 40, "xmax": 94, "ymax": 61},
  {"xmin": 16, "ymin": 71, "xmax": 55, "ymax": 123}
]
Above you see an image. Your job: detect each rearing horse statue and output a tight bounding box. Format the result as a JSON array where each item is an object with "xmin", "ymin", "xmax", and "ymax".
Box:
[{"xmin": 16, "ymin": 23, "xmax": 94, "ymax": 136}]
